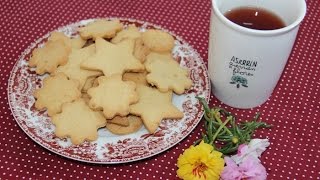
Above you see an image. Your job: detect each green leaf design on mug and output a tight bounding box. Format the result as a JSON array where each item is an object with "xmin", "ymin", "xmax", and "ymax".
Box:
[{"xmin": 230, "ymin": 75, "xmax": 248, "ymax": 88}]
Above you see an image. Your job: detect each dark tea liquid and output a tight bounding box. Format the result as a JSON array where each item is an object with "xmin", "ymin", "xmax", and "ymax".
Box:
[{"xmin": 224, "ymin": 7, "xmax": 285, "ymax": 30}]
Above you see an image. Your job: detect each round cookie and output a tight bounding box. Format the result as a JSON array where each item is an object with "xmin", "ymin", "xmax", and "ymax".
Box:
[
  {"xmin": 123, "ymin": 71, "xmax": 148, "ymax": 86},
  {"xmin": 107, "ymin": 115, "xmax": 130, "ymax": 127},
  {"xmin": 141, "ymin": 29, "xmax": 175, "ymax": 53},
  {"xmin": 106, "ymin": 116, "xmax": 143, "ymax": 135}
]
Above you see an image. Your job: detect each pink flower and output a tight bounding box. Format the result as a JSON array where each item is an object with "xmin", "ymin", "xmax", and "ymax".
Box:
[
  {"xmin": 231, "ymin": 139, "xmax": 270, "ymax": 164},
  {"xmin": 237, "ymin": 144, "xmax": 247, "ymax": 156},
  {"xmin": 220, "ymin": 157, "xmax": 242, "ymax": 180},
  {"xmin": 221, "ymin": 156, "xmax": 267, "ymax": 180}
]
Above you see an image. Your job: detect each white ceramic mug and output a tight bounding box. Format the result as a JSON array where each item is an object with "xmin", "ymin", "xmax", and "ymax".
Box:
[{"xmin": 208, "ymin": 0, "xmax": 307, "ymax": 108}]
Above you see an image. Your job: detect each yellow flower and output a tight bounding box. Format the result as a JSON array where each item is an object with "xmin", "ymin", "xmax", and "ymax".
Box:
[{"xmin": 177, "ymin": 141, "xmax": 225, "ymax": 180}]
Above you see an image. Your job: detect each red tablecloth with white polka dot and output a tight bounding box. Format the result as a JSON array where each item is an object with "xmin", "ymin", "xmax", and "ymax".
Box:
[{"xmin": 0, "ymin": 0, "xmax": 319, "ymax": 179}]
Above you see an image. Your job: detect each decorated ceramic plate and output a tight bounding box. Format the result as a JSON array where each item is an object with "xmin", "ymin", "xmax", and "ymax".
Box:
[{"xmin": 7, "ymin": 18, "xmax": 210, "ymax": 164}]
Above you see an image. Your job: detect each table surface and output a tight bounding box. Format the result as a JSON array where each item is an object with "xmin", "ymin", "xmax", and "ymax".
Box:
[{"xmin": 0, "ymin": 0, "xmax": 319, "ymax": 179}]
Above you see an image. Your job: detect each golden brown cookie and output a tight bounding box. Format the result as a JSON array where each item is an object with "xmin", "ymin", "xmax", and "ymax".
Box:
[
  {"xmin": 145, "ymin": 52, "xmax": 192, "ymax": 94},
  {"xmin": 87, "ymin": 75, "xmax": 139, "ymax": 119},
  {"xmin": 52, "ymin": 99, "xmax": 106, "ymax": 145},
  {"xmin": 78, "ymin": 19, "xmax": 123, "ymax": 40},
  {"xmin": 82, "ymin": 76, "xmax": 96, "ymax": 93},
  {"xmin": 133, "ymin": 38, "xmax": 150, "ymax": 63},
  {"xmin": 29, "ymin": 40, "xmax": 71, "ymax": 75},
  {"xmin": 49, "ymin": 31, "xmax": 86, "ymax": 49},
  {"xmin": 55, "ymin": 45, "xmax": 102, "ymax": 90},
  {"xmin": 81, "ymin": 38, "xmax": 144, "ymax": 76},
  {"xmin": 111, "ymin": 24, "xmax": 141, "ymax": 44},
  {"xmin": 141, "ymin": 29, "xmax": 175, "ymax": 53},
  {"xmin": 106, "ymin": 115, "xmax": 142, "ymax": 135},
  {"xmin": 82, "ymin": 39, "xmax": 95, "ymax": 48},
  {"xmin": 81, "ymin": 93, "xmax": 129, "ymax": 126},
  {"xmin": 33, "ymin": 73, "xmax": 81, "ymax": 116},
  {"xmin": 81, "ymin": 92, "xmax": 91, "ymax": 105},
  {"xmin": 123, "ymin": 71, "xmax": 148, "ymax": 85},
  {"xmin": 130, "ymin": 85, "xmax": 183, "ymax": 133},
  {"xmin": 107, "ymin": 115, "xmax": 130, "ymax": 127},
  {"xmin": 92, "ymin": 77, "xmax": 99, "ymax": 87}
]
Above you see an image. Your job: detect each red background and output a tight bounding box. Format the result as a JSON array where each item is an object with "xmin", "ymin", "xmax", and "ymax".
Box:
[{"xmin": 0, "ymin": 0, "xmax": 319, "ymax": 179}]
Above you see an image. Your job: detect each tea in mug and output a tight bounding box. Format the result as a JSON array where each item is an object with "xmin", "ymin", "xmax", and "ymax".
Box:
[{"xmin": 224, "ymin": 7, "xmax": 285, "ymax": 30}]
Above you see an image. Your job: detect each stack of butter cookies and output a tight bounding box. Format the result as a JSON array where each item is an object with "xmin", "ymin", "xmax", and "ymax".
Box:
[{"xmin": 29, "ymin": 19, "xmax": 192, "ymax": 145}]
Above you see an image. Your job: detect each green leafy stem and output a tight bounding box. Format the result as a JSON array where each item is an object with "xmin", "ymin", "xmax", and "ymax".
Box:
[{"xmin": 195, "ymin": 97, "xmax": 272, "ymax": 155}]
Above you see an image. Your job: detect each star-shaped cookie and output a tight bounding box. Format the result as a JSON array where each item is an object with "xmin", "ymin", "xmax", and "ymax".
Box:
[
  {"xmin": 55, "ymin": 45, "xmax": 102, "ymax": 90},
  {"xmin": 78, "ymin": 19, "xmax": 123, "ymax": 40},
  {"xmin": 87, "ymin": 74, "xmax": 139, "ymax": 119},
  {"xmin": 33, "ymin": 73, "xmax": 81, "ymax": 116},
  {"xmin": 52, "ymin": 99, "xmax": 106, "ymax": 145},
  {"xmin": 145, "ymin": 52, "xmax": 192, "ymax": 94},
  {"xmin": 81, "ymin": 38, "xmax": 144, "ymax": 76},
  {"xmin": 130, "ymin": 85, "xmax": 183, "ymax": 133},
  {"xmin": 29, "ymin": 40, "xmax": 71, "ymax": 75}
]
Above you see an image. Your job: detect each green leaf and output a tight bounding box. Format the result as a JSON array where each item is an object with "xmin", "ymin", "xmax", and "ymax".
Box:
[{"xmin": 195, "ymin": 96, "xmax": 272, "ymax": 155}]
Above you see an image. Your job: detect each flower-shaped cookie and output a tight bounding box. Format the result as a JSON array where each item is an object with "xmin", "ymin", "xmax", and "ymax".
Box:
[
  {"xmin": 52, "ymin": 99, "xmax": 106, "ymax": 145},
  {"xmin": 145, "ymin": 53, "xmax": 192, "ymax": 94},
  {"xmin": 87, "ymin": 74, "xmax": 139, "ymax": 119},
  {"xmin": 78, "ymin": 19, "xmax": 123, "ymax": 40},
  {"xmin": 29, "ymin": 40, "xmax": 71, "ymax": 75},
  {"xmin": 33, "ymin": 73, "xmax": 81, "ymax": 116}
]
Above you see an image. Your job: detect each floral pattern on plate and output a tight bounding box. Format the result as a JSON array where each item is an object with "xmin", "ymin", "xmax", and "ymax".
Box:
[{"xmin": 7, "ymin": 18, "xmax": 210, "ymax": 164}]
